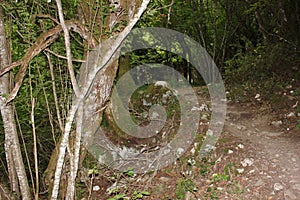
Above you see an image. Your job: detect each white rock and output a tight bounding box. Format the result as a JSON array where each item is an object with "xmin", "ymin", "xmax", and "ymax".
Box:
[
  {"xmin": 237, "ymin": 168, "xmax": 244, "ymax": 173},
  {"xmin": 287, "ymin": 112, "xmax": 295, "ymax": 118},
  {"xmin": 241, "ymin": 158, "xmax": 254, "ymax": 167},
  {"xmin": 93, "ymin": 185, "xmax": 100, "ymax": 191},
  {"xmin": 192, "ymin": 104, "xmax": 209, "ymax": 112},
  {"xmin": 142, "ymin": 99, "xmax": 152, "ymax": 106},
  {"xmin": 204, "ymin": 144, "xmax": 216, "ymax": 152},
  {"xmin": 151, "ymin": 111, "xmax": 159, "ymax": 119},
  {"xmin": 255, "ymin": 94, "xmax": 260, "ymax": 99},
  {"xmin": 237, "ymin": 144, "xmax": 244, "ymax": 149},
  {"xmin": 237, "ymin": 125, "xmax": 246, "ymax": 130},
  {"xmin": 274, "ymin": 183, "xmax": 284, "ymax": 191},
  {"xmin": 176, "ymin": 147, "xmax": 184, "ymax": 156},
  {"xmin": 228, "ymin": 149, "xmax": 233, "ymax": 154},
  {"xmin": 215, "ymin": 157, "xmax": 222, "ymax": 163},
  {"xmin": 271, "ymin": 120, "xmax": 282, "ymax": 127},
  {"xmin": 190, "ymin": 147, "xmax": 196, "ymax": 155},
  {"xmin": 188, "ymin": 158, "xmax": 196, "ymax": 166},
  {"xmin": 154, "ymin": 81, "xmax": 168, "ymax": 87}
]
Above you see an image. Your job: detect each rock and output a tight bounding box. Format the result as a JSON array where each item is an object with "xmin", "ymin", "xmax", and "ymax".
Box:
[
  {"xmin": 286, "ymin": 112, "xmax": 296, "ymax": 118},
  {"xmin": 92, "ymin": 185, "xmax": 100, "ymax": 191},
  {"xmin": 271, "ymin": 120, "xmax": 282, "ymax": 127},
  {"xmin": 254, "ymin": 179, "xmax": 264, "ymax": 187},
  {"xmin": 154, "ymin": 81, "xmax": 168, "ymax": 87},
  {"xmin": 237, "ymin": 144, "xmax": 244, "ymax": 149},
  {"xmin": 228, "ymin": 149, "xmax": 233, "ymax": 154},
  {"xmin": 190, "ymin": 147, "xmax": 196, "ymax": 154},
  {"xmin": 273, "ymin": 183, "xmax": 284, "ymax": 191},
  {"xmin": 192, "ymin": 103, "xmax": 209, "ymax": 112},
  {"xmin": 142, "ymin": 99, "xmax": 152, "ymax": 106},
  {"xmin": 241, "ymin": 158, "xmax": 254, "ymax": 167},
  {"xmin": 237, "ymin": 168, "xmax": 244, "ymax": 174},
  {"xmin": 237, "ymin": 125, "xmax": 246, "ymax": 130}
]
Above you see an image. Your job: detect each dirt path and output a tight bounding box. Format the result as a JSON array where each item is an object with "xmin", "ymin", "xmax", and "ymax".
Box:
[{"xmin": 225, "ymin": 103, "xmax": 300, "ymax": 199}]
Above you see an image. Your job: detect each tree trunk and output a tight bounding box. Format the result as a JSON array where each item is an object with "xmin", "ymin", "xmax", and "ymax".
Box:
[
  {"xmin": 50, "ymin": 0, "xmax": 150, "ymax": 199},
  {"xmin": 0, "ymin": 7, "xmax": 31, "ymax": 200}
]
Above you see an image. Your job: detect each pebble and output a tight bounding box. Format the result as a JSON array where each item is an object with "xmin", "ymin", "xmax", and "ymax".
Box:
[
  {"xmin": 241, "ymin": 158, "xmax": 254, "ymax": 167},
  {"xmin": 93, "ymin": 185, "xmax": 100, "ymax": 191},
  {"xmin": 254, "ymin": 179, "xmax": 264, "ymax": 187},
  {"xmin": 271, "ymin": 120, "xmax": 282, "ymax": 127},
  {"xmin": 273, "ymin": 183, "xmax": 284, "ymax": 191}
]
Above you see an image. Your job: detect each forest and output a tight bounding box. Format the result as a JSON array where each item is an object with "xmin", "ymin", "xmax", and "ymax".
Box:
[{"xmin": 0, "ymin": 0, "xmax": 299, "ymax": 199}]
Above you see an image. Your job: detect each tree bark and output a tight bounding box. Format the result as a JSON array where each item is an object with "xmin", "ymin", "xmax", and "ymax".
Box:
[
  {"xmin": 0, "ymin": 7, "xmax": 31, "ymax": 200},
  {"xmin": 50, "ymin": 0, "xmax": 150, "ymax": 199}
]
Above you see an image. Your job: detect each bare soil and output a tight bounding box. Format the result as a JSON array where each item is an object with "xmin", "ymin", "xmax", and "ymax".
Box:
[{"xmin": 85, "ymin": 90, "xmax": 300, "ymax": 200}]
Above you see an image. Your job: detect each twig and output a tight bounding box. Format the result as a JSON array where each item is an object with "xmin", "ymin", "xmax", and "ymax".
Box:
[
  {"xmin": 45, "ymin": 49, "xmax": 86, "ymax": 63},
  {"xmin": 29, "ymin": 65, "xmax": 39, "ymax": 200},
  {"xmin": 56, "ymin": 0, "xmax": 80, "ymax": 97},
  {"xmin": 45, "ymin": 52, "xmax": 64, "ymax": 132},
  {"xmin": 32, "ymin": 14, "xmax": 59, "ymax": 24},
  {"xmin": 0, "ymin": 20, "xmax": 93, "ymax": 103}
]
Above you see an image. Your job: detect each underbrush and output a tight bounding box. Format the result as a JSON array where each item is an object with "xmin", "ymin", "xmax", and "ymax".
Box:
[{"xmin": 224, "ymin": 43, "xmax": 300, "ymax": 129}]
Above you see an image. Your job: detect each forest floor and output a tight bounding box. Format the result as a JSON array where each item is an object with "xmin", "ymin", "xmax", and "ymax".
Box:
[{"xmin": 86, "ymin": 87, "xmax": 300, "ymax": 200}]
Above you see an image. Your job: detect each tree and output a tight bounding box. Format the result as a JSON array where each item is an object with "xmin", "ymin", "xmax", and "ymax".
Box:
[
  {"xmin": 0, "ymin": 6, "xmax": 31, "ymax": 200},
  {"xmin": 0, "ymin": 0, "xmax": 150, "ymax": 199}
]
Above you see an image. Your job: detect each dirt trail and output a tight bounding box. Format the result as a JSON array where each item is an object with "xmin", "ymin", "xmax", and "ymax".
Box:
[{"xmin": 225, "ymin": 103, "xmax": 300, "ymax": 199}]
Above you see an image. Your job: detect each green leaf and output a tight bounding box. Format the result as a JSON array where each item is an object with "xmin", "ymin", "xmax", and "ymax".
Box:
[{"xmin": 108, "ymin": 194, "xmax": 126, "ymax": 200}]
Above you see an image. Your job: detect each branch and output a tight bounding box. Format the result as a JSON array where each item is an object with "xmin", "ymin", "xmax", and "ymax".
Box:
[
  {"xmin": 50, "ymin": 0, "xmax": 151, "ymax": 199},
  {"xmin": 44, "ymin": 49, "xmax": 86, "ymax": 63},
  {"xmin": 2, "ymin": 20, "xmax": 94, "ymax": 103},
  {"xmin": 32, "ymin": 14, "xmax": 60, "ymax": 24},
  {"xmin": 56, "ymin": 0, "xmax": 80, "ymax": 97}
]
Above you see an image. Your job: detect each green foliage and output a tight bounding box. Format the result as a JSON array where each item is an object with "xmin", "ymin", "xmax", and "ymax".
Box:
[
  {"xmin": 123, "ymin": 168, "xmax": 135, "ymax": 178},
  {"xmin": 0, "ymin": 0, "xmax": 85, "ymax": 186},
  {"xmin": 108, "ymin": 193, "xmax": 126, "ymax": 200},
  {"xmin": 88, "ymin": 167, "xmax": 99, "ymax": 176},
  {"xmin": 212, "ymin": 173, "xmax": 230, "ymax": 182},
  {"xmin": 175, "ymin": 178, "xmax": 197, "ymax": 199},
  {"xmin": 296, "ymin": 120, "xmax": 300, "ymax": 129},
  {"xmin": 132, "ymin": 191, "xmax": 150, "ymax": 200}
]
